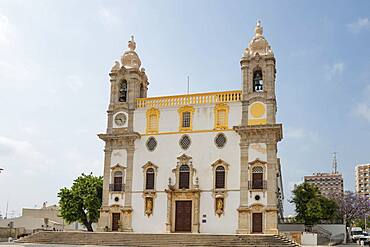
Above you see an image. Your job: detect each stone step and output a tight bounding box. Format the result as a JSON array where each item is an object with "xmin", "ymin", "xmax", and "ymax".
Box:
[{"xmin": 18, "ymin": 232, "xmax": 300, "ymax": 246}]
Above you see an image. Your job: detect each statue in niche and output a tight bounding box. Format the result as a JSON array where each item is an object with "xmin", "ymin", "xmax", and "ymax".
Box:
[
  {"xmin": 145, "ymin": 197, "xmax": 153, "ymax": 216},
  {"xmin": 215, "ymin": 198, "xmax": 224, "ymax": 216}
]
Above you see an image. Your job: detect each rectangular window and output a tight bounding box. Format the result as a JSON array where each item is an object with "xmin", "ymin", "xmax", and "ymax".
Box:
[
  {"xmin": 149, "ymin": 114, "xmax": 158, "ymax": 131},
  {"xmin": 146, "ymin": 173, "xmax": 154, "ymax": 190},
  {"xmin": 215, "ymin": 172, "xmax": 225, "ymax": 189},
  {"xmin": 182, "ymin": 112, "xmax": 191, "ymax": 128},
  {"xmin": 217, "ymin": 109, "xmax": 226, "ymax": 127}
]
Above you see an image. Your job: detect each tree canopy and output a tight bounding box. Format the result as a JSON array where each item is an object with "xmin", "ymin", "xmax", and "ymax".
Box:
[
  {"xmin": 58, "ymin": 173, "xmax": 103, "ymax": 232},
  {"xmin": 331, "ymin": 191, "xmax": 370, "ymax": 227},
  {"xmin": 290, "ymin": 182, "xmax": 339, "ymax": 225}
]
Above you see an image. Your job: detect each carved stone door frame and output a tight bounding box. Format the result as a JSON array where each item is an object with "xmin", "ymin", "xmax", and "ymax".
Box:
[{"xmin": 165, "ymin": 190, "xmax": 200, "ymax": 233}]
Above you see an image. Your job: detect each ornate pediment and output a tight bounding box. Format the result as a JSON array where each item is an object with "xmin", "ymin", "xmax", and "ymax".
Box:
[
  {"xmin": 110, "ymin": 163, "xmax": 126, "ymax": 170},
  {"xmin": 248, "ymin": 158, "xmax": 267, "ymax": 166},
  {"xmin": 211, "ymin": 159, "xmax": 230, "ymax": 169},
  {"xmin": 141, "ymin": 161, "xmax": 158, "ymax": 171}
]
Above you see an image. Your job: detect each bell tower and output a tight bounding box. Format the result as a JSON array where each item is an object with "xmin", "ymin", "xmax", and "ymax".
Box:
[
  {"xmin": 240, "ymin": 21, "xmax": 276, "ymax": 126},
  {"xmin": 98, "ymin": 36, "xmax": 148, "ymax": 232},
  {"xmin": 235, "ymin": 21, "xmax": 283, "ymax": 234},
  {"xmin": 107, "ymin": 35, "xmax": 149, "ymax": 133}
]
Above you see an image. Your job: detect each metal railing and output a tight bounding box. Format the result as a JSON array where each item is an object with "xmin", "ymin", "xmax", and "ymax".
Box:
[
  {"xmin": 248, "ymin": 180, "xmax": 267, "ymax": 190},
  {"xmin": 109, "ymin": 183, "xmax": 125, "ymax": 192}
]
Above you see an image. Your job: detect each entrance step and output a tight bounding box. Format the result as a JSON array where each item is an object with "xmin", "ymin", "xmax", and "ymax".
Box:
[{"xmin": 18, "ymin": 231, "xmax": 300, "ymax": 246}]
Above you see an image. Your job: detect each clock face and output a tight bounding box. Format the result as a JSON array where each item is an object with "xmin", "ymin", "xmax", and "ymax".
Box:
[{"xmin": 114, "ymin": 113, "xmax": 127, "ymax": 127}]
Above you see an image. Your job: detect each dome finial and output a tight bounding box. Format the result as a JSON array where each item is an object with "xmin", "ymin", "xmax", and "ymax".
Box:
[
  {"xmin": 128, "ymin": 35, "xmax": 136, "ymax": 51},
  {"xmin": 255, "ymin": 20, "xmax": 263, "ymax": 36}
]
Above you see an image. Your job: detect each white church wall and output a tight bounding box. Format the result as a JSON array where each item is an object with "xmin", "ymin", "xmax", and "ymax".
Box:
[
  {"xmin": 108, "ymin": 193, "xmax": 125, "ymax": 207},
  {"xmin": 133, "ymin": 102, "xmax": 242, "ymax": 134},
  {"xmin": 131, "ymin": 129, "xmax": 241, "ymax": 233},
  {"xmin": 248, "ymin": 143, "xmax": 267, "ymax": 162},
  {"xmin": 111, "ymin": 149, "xmax": 127, "ymax": 167},
  {"xmin": 247, "ymin": 191, "xmax": 267, "ymax": 207},
  {"xmin": 199, "ymin": 191, "xmax": 239, "ymax": 233},
  {"xmin": 131, "ymin": 193, "xmax": 167, "ymax": 233}
]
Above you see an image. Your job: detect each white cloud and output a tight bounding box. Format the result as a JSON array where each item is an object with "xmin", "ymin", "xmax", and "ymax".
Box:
[
  {"xmin": 354, "ymin": 102, "xmax": 370, "ymax": 122},
  {"xmin": 0, "ymin": 60, "xmax": 32, "ymax": 82},
  {"xmin": 325, "ymin": 62, "xmax": 344, "ymax": 81},
  {"xmin": 353, "ymin": 84, "xmax": 370, "ymax": 122},
  {"xmin": 0, "ymin": 14, "xmax": 14, "ymax": 47},
  {"xmin": 285, "ymin": 127, "xmax": 319, "ymax": 142},
  {"xmin": 347, "ymin": 17, "xmax": 370, "ymax": 33},
  {"xmin": 98, "ymin": 7, "xmax": 119, "ymax": 27},
  {"xmin": 0, "ymin": 136, "xmax": 48, "ymax": 173}
]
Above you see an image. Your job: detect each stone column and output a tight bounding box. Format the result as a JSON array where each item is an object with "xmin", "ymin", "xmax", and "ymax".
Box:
[
  {"xmin": 237, "ymin": 137, "xmax": 250, "ymax": 233},
  {"xmin": 122, "ymin": 139, "xmax": 135, "ymax": 231},
  {"xmin": 265, "ymin": 142, "xmax": 278, "ymax": 234},
  {"xmin": 97, "ymin": 145, "xmax": 112, "ymax": 232},
  {"xmin": 102, "ymin": 145, "xmax": 112, "ymax": 206},
  {"xmin": 239, "ymin": 138, "xmax": 249, "ymax": 207},
  {"xmin": 125, "ymin": 141, "xmax": 135, "ymax": 208},
  {"xmin": 165, "ymin": 191, "xmax": 172, "ymax": 233}
]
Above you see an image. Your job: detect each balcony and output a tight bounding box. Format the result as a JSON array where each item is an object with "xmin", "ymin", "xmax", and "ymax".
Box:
[
  {"xmin": 109, "ymin": 183, "xmax": 125, "ymax": 192},
  {"xmin": 248, "ymin": 180, "xmax": 267, "ymax": 190},
  {"xmin": 136, "ymin": 90, "xmax": 241, "ymax": 108}
]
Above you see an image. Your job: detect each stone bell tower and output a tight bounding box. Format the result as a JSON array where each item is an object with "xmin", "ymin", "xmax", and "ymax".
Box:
[
  {"xmin": 234, "ymin": 21, "xmax": 283, "ymax": 234},
  {"xmin": 98, "ymin": 36, "xmax": 148, "ymax": 232}
]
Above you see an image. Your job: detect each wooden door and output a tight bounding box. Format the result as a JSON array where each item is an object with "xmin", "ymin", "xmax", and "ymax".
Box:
[
  {"xmin": 112, "ymin": 213, "xmax": 120, "ymax": 231},
  {"xmin": 113, "ymin": 176, "xmax": 122, "ymax": 191},
  {"xmin": 175, "ymin": 201, "xmax": 192, "ymax": 232},
  {"xmin": 252, "ymin": 213, "xmax": 263, "ymax": 233},
  {"xmin": 252, "ymin": 173, "xmax": 263, "ymax": 189}
]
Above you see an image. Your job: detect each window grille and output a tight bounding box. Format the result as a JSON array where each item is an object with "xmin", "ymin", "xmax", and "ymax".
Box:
[
  {"xmin": 146, "ymin": 137, "xmax": 157, "ymax": 151},
  {"xmin": 182, "ymin": 112, "xmax": 191, "ymax": 128},
  {"xmin": 179, "ymin": 165, "xmax": 190, "ymax": 189},
  {"xmin": 179, "ymin": 135, "xmax": 191, "ymax": 150},
  {"xmin": 216, "ymin": 109, "xmax": 226, "ymax": 126},
  {"xmin": 215, "ymin": 133, "xmax": 227, "ymax": 148},
  {"xmin": 148, "ymin": 114, "xmax": 158, "ymax": 132}
]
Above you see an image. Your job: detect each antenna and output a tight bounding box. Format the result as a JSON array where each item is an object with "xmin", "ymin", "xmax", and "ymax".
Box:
[
  {"xmin": 5, "ymin": 200, "xmax": 8, "ymax": 219},
  {"xmin": 332, "ymin": 152, "xmax": 338, "ymax": 174},
  {"xmin": 187, "ymin": 76, "xmax": 190, "ymax": 94}
]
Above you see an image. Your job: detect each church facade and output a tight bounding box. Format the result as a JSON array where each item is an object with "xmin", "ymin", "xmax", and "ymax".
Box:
[{"xmin": 97, "ymin": 22, "xmax": 284, "ymax": 234}]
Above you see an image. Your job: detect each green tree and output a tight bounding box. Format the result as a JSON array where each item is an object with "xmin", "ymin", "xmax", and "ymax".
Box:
[
  {"xmin": 58, "ymin": 173, "xmax": 103, "ymax": 232},
  {"xmin": 290, "ymin": 182, "xmax": 339, "ymax": 225}
]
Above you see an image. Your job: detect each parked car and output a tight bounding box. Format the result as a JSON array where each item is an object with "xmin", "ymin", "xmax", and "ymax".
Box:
[{"xmin": 351, "ymin": 227, "xmax": 364, "ymax": 242}]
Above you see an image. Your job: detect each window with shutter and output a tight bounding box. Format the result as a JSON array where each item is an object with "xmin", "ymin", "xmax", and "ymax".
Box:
[
  {"xmin": 179, "ymin": 165, "xmax": 190, "ymax": 189},
  {"xmin": 145, "ymin": 168, "xmax": 155, "ymax": 190},
  {"xmin": 215, "ymin": 166, "xmax": 225, "ymax": 189}
]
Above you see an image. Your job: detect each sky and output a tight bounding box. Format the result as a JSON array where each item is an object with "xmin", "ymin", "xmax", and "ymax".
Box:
[{"xmin": 0, "ymin": 0, "xmax": 369, "ymax": 218}]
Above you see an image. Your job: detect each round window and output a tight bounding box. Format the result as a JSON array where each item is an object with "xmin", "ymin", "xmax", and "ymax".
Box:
[
  {"xmin": 255, "ymin": 195, "xmax": 261, "ymax": 201},
  {"xmin": 146, "ymin": 137, "xmax": 157, "ymax": 151},
  {"xmin": 179, "ymin": 135, "xmax": 191, "ymax": 150},
  {"xmin": 114, "ymin": 197, "xmax": 119, "ymax": 202},
  {"xmin": 215, "ymin": 133, "xmax": 227, "ymax": 148}
]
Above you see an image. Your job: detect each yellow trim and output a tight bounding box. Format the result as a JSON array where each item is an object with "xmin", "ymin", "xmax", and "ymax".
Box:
[
  {"xmin": 248, "ymin": 119, "xmax": 267, "ymax": 125},
  {"xmin": 178, "ymin": 105, "xmax": 195, "ymax": 132},
  {"xmin": 141, "ymin": 128, "xmax": 234, "ymax": 136},
  {"xmin": 250, "ymin": 102, "xmax": 265, "ymax": 118},
  {"xmin": 214, "ymin": 103, "xmax": 229, "ymax": 130},
  {"xmin": 137, "ymin": 90, "xmax": 241, "ymax": 108},
  {"xmin": 146, "ymin": 108, "xmax": 160, "ymax": 134}
]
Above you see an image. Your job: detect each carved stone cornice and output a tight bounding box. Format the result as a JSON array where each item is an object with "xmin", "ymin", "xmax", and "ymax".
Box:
[
  {"xmin": 98, "ymin": 132, "xmax": 140, "ymax": 149},
  {"xmin": 233, "ymin": 124, "xmax": 283, "ymax": 143}
]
